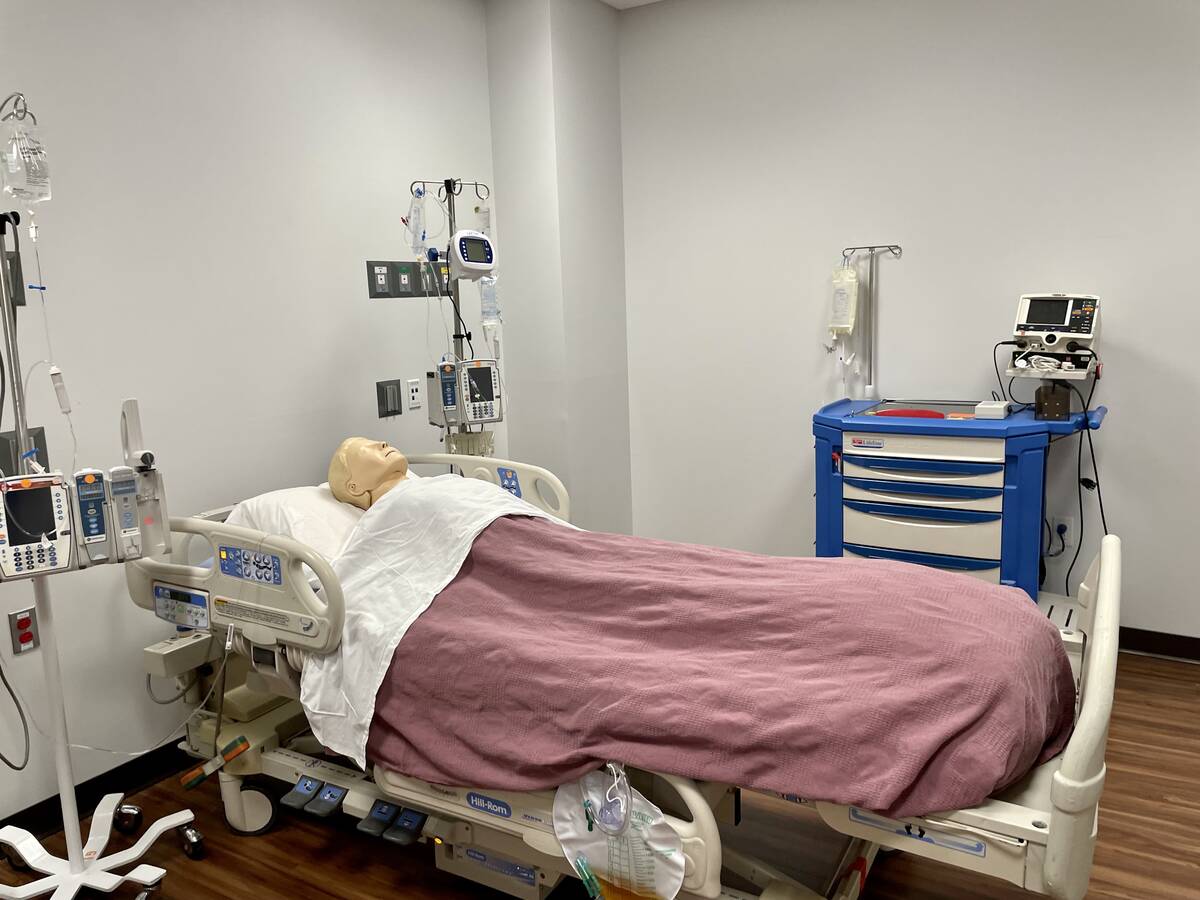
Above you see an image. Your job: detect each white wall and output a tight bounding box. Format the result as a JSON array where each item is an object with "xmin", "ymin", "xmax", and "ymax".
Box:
[
  {"xmin": 620, "ymin": 0, "xmax": 1200, "ymax": 634},
  {"xmin": 485, "ymin": 0, "xmax": 571, "ymax": 483},
  {"xmin": 0, "ymin": 0, "xmax": 497, "ymax": 817},
  {"xmin": 551, "ymin": 0, "xmax": 633, "ymax": 534},
  {"xmin": 485, "ymin": 0, "xmax": 632, "ymax": 532}
]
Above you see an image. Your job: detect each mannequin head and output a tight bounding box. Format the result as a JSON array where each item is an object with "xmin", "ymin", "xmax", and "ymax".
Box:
[{"xmin": 328, "ymin": 438, "xmax": 410, "ymax": 510}]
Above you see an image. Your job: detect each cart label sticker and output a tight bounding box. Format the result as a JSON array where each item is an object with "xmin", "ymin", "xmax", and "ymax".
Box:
[
  {"xmin": 850, "ymin": 437, "xmax": 885, "ymax": 449},
  {"xmin": 465, "ymin": 848, "xmax": 536, "ymax": 886},
  {"xmin": 848, "ymin": 808, "xmax": 986, "ymax": 857},
  {"xmin": 467, "ymin": 792, "xmax": 512, "ymax": 819}
]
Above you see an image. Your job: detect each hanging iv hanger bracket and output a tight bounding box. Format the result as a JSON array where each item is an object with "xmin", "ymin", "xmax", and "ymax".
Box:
[
  {"xmin": 410, "ymin": 179, "xmax": 491, "ymax": 202},
  {"xmin": 838, "ymin": 243, "xmax": 903, "ymax": 400},
  {"xmin": 841, "ymin": 244, "xmax": 902, "ymax": 265}
]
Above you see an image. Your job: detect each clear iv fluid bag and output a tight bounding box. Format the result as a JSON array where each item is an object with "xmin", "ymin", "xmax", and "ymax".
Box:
[
  {"xmin": 829, "ymin": 266, "xmax": 858, "ymax": 335},
  {"xmin": 408, "ymin": 189, "xmax": 427, "ymax": 255},
  {"xmin": 480, "ymin": 274, "xmax": 502, "ymax": 326},
  {"xmin": 1, "ymin": 118, "xmax": 51, "ymax": 205}
]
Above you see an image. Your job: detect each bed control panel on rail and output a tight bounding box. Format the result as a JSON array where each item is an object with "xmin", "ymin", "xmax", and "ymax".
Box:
[{"xmin": 126, "ymin": 517, "xmax": 345, "ymax": 657}]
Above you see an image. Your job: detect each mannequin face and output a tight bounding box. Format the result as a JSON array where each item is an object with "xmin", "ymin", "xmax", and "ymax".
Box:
[{"xmin": 328, "ymin": 438, "xmax": 410, "ymax": 509}]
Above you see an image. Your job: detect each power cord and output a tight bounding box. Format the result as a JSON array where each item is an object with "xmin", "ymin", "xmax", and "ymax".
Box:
[
  {"xmin": 427, "ymin": 256, "xmax": 475, "ymax": 359},
  {"xmin": 993, "ymin": 341, "xmax": 1019, "ymax": 400},
  {"xmin": 145, "ymin": 672, "xmax": 199, "ymax": 705},
  {"xmin": 1061, "ymin": 375, "xmax": 1107, "ymax": 595},
  {"xmin": 0, "ymin": 659, "xmax": 31, "ymax": 771}
]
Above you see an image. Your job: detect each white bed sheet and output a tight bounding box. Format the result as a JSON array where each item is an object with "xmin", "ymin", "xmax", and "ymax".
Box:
[{"xmin": 302, "ymin": 475, "xmax": 564, "ymax": 768}]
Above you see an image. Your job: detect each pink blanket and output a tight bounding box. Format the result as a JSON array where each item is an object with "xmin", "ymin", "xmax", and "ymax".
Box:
[{"xmin": 367, "ymin": 516, "xmax": 1075, "ymax": 817}]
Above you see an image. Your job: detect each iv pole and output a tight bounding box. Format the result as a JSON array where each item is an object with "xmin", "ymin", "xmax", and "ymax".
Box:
[
  {"xmin": 841, "ymin": 244, "xmax": 902, "ymax": 400},
  {"xmin": 0, "ymin": 211, "xmax": 195, "ymax": 900},
  {"xmin": 409, "ymin": 178, "xmax": 491, "ymax": 378}
]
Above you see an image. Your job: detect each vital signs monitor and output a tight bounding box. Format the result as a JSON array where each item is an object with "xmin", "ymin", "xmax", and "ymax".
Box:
[{"xmin": 449, "ymin": 230, "xmax": 496, "ymax": 281}]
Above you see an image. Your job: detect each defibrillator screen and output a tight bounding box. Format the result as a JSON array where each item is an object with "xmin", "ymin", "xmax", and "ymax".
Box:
[{"xmin": 1025, "ymin": 298, "xmax": 1070, "ymax": 325}]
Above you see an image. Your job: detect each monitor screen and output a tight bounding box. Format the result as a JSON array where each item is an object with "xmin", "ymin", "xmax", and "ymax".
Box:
[
  {"xmin": 466, "ymin": 367, "xmax": 495, "ymax": 402},
  {"xmin": 4, "ymin": 486, "xmax": 57, "ymax": 545},
  {"xmin": 1025, "ymin": 297, "xmax": 1070, "ymax": 325},
  {"xmin": 463, "ymin": 238, "xmax": 490, "ymax": 264}
]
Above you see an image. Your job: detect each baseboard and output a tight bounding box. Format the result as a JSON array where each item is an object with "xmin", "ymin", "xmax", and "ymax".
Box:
[
  {"xmin": 1120, "ymin": 627, "xmax": 1200, "ymax": 662},
  {"xmin": 0, "ymin": 744, "xmax": 191, "ymax": 838}
]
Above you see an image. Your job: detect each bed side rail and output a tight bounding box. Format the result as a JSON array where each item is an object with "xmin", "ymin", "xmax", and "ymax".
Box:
[
  {"xmin": 408, "ymin": 453, "xmax": 571, "ymax": 522},
  {"xmin": 126, "ymin": 517, "xmax": 345, "ymax": 657},
  {"xmin": 1044, "ymin": 534, "xmax": 1121, "ymax": 900}
]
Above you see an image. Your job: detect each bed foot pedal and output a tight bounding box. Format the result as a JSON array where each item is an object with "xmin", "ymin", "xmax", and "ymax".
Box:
[
  {"xmin": 280, "ymin": 776, "xmax": 324, "ymax": 811},
  {"xmin": 357, "ymin": 800, "xmax": 401, "ymax": 837},
  {"xmin": 382, "ymin": 808, "xmax": 428, "ymax": 845},
  {"xmin": 303, "ymin": 784, "xmax": 349, "ymax": 818}
]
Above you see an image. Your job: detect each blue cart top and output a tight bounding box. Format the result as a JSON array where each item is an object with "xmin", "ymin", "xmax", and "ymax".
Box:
[{"xmin": 813, "ymin": 398, "xmax": 1106, "ymax": 439}]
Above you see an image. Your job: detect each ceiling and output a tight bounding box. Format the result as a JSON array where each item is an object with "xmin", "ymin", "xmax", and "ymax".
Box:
[{"xmin": 600, "ymin": 0, "xmax": 667, "ymax": 8}]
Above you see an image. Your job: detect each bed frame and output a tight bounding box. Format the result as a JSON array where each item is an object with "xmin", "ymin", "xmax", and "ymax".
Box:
[{"xmin": 124, "ymin": 454, "xmax": 1121, "ymax": 900}]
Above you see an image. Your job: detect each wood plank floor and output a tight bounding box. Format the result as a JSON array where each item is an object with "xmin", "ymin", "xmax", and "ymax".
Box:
[{"xmin": 2, "ymin": 652, "xmax": 1196, "ymax": 898}]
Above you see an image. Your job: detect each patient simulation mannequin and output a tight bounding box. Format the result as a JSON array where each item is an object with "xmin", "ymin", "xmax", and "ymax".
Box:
[{"xmin": 328, "ymin": 438, "xmax": 411, "ymax": 510}]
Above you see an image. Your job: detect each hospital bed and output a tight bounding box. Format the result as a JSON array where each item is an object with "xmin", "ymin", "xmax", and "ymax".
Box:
[{"xmin": 125, "ymin": 454, "xmax": 1121, "ymax": 900}]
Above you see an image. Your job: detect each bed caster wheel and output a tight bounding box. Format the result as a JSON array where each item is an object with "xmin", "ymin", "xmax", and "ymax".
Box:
[
  {"xmin": 113, "ymin": 803, "xmax": 144, "ymax": 835},
  {"xmin": 178, "ymin": 824, "xmax": 206, "ymax": 860},
  {"xmin": 225, "ymin": 781, "xmax": 279, "ymax": 836},
  {"xmin": 1, "ymin": 845, "xmax": 30, "ymax": 872}
]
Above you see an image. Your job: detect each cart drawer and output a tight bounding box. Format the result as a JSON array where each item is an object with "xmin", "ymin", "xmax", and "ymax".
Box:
[
  {"xmin": 843, "ymin": 500, "xmax": 1002, "ymax": 560},
  {"xmin": 844, "ymin": 432, "xmax": 1004, "ymax": 462},
  {"xmin": 843, "ymin": 476, "xmax": 1003, "ymax": 512},
  {"xmin": 842, "ymin": 454, "xmax": 1004, "ymax": 489},
  {"xmin": 843, "ymin": 543, "xmax": 1001, "ymax": 584}
]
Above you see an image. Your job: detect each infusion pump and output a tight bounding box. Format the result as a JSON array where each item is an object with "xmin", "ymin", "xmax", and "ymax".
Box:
[
  {"xmin": 427, "ymin": 358, "xmax": 504, "ymax": 428},
  {"xmin": 1008, "ymin": 293, "xmax": 1101, "ymax": 380},
  {"xmin": 0, "ymin": 465, "xmax": 159, "ymax": 581}
]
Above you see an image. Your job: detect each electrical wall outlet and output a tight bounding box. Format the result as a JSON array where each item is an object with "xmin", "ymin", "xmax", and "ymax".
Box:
[
  {"xmin": 1050, "ymin": 515, "xmax": 1078, "ymax": 550},
  {"xmin": 8, "ymin": 608, "xmax": 39, "ymax": 655},
  {"xmin": 406, "ymin": 379, "xmax": 422, "ymax": 410}
]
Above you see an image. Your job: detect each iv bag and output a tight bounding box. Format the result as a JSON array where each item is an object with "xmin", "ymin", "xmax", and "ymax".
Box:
[
  {"xmin": 1, "ymin": 118, "xmax": 51, "ymax": 205},
  {"xmin": 829, "ymin": 266, "xmax": 858, "ymax": 335},
  {"xmin": 480, "ymin": 274, "xmax": 502, "ymax": 327},
  {"xmin": 407, "ymin": 188, "xmax": 427, "ymax": 255}
]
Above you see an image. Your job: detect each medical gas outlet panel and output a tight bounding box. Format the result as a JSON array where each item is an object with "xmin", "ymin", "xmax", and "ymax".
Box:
[{"xmin": 0, "ymin": 475, "xmax": 74, "ymax": 579}]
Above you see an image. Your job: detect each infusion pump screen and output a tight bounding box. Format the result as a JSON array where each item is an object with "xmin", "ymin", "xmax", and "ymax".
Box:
[
  {"xmin": 466, "ymin": 368, "xmax": 495, "ymax": 402},
  {"xmin": 463, "ymin": 238, "xmax": 490, "ymax": 263},
  {"xmin": 1025, "ymin": 298, "xmax": 1071, "ymax": 324},
  {"xmin": 4, "ymin": 487, "xmax": 57, "ymax": 545}
]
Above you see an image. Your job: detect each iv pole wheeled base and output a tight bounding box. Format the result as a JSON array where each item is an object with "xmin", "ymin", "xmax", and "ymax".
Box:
[{"xmin": 0, "ymin": 795, "xmax": 194, "ymax": 899}]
